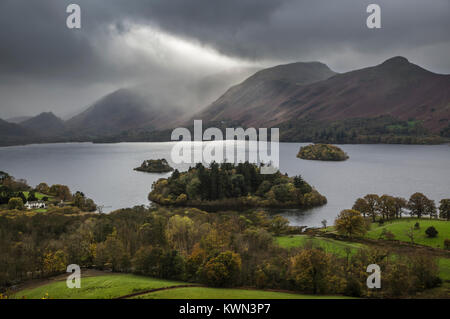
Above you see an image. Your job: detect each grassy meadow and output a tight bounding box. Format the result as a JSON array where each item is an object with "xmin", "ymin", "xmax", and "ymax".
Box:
[
  {"xmin": 275, "ymin": 234, "xmax": 364, "ymax": 257},
  {"xmin": 12, "ymin": 274, "xmax": 353, "ymax": 299},
  {"xmin": 22, "ymin": 191, "xmax": 51, "ymax": 201},
  {"xmin": 365, "ymin": 218, "xmax": 449, "ymax": 248},
  {"xmin": 13, "ymin": 274, "xmax": 185, "ymax": 299}
]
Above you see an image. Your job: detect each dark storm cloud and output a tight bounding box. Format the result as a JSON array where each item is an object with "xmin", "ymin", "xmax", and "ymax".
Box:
[
  {"xmin": 1, "ymin": 2, "xmax": 82, "ymax": 78},
  {"xmin": 124, "ymin": 0, "xmax": 450, "ymax": 68},
  {"xmin": 0, "ymin": 0, "xmax": 449, "ymax": 118}
]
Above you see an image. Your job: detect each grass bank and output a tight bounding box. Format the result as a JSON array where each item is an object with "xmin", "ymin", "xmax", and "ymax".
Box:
[
  {"xmin": 13, "ymin": 274, "xmax": 185, "ymax": 299},
  {"xmin": 133, "ymin": 287, "xmax": 353, "ymax": 299},
  {"xmin": 275, "ymin": 234, "xmax": 364, "ymax": 257},
  {"xmin": 366, "ymin": 218, "xmax": 449, "ymax": 248}
]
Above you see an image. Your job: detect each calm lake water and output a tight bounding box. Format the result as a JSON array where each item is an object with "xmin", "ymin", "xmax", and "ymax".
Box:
[{"xmin": 0, "ymin": 142, "xmax": 449, "ymax": 227}]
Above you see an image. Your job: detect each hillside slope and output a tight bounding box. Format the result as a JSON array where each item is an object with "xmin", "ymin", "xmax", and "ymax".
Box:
[
  {"xmin": 278, "ymin": 57, "xmax": 450, "ymax": 132},
  {"xmin": 6, "ymin": 116, "xmax": 32, "ymax": 124},
  {"xmin": 65, "ymin": 88, "xmax": 181, "ymax": 138},
  {"xmin": 0, "ymin": 119, "xmax": 36, "ymax": 146},
  {"xmin": 21, "ymin": 112, "xmax": 66, "ymax": 137},
  {"xmin": 196, "ymin": 57, "xmax": 450, "ymax": 135},
  {"xmin": 194, "ymin": 62, "xmax": 337, "ymax": 127}
]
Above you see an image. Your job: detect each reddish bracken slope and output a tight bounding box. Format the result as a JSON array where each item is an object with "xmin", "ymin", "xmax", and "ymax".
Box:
[{"xmin": 196, "ymin": 57, "xmax": 450, "ymax": 133}]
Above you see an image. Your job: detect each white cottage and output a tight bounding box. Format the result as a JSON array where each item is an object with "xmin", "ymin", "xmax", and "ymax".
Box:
[{"xmin": 25, "ymin": 200, "xmax": 47, "ymax": 210}]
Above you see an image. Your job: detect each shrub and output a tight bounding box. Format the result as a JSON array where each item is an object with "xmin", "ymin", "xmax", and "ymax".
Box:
[
  {"xmin": 8, "ymin": 197, "xmax": 24, "ymax": 210},
  {"xmin": 409, "ymin": 254, "xmax": 441, "ymax": 290},
  {"xmin": 344, "ymin": 278, "xmax": 363, "ymax": 297},
  {"xmin": 384, "ymin": 263, "xmax": 413, "ymax": 297},
  {"xmin": 379, "ymin": 228, "xmax": 395, "ymax": 240},
  {"xmin": 444, "ymin": 239, "xmax": 450, "ymax": 250},
  {"xmin": 425, "ymin": 226, "xmax": 438, "ymax": 238}
]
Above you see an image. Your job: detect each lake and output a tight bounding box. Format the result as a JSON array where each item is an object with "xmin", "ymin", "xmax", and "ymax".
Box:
[{"xmin": 0, "ymin": 142, "xmax": 449, "ymax": 227}]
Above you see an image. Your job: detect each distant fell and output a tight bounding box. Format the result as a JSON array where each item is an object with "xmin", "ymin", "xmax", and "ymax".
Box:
[
  {"xmin": 195, "ymin": 57, "xmax": 450, "ymax": 136},
  {"xmin": 21, "ymin": 112, "xmax": 66, "ymax": 137}
]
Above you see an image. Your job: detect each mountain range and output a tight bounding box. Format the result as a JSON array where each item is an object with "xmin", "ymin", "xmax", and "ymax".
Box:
[
  {"xmin": 1, "ymin": 56, "xmax": 449, "ymax": 146},
  {"xmin": 193, "ymin": 57, "xmax": 450, "ymax": 135}
]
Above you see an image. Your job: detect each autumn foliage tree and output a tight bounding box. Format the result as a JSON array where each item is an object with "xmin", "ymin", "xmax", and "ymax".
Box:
[
  {"xmin": 426, "ymin": 200, "xmax": 438, "ymax": 219},
  {"xmin": 200, "ymin": 251, "xmax": 242, "ymax": 287},
  {"xmin": 408, "ymin": 193, "xmax": 435, "ymax": 218},
  {"xmin": 35, "ymin": 183, "xmax": 50, "ymax": 194},
  {"xmin": 353, "ymin": 195, "xmax": 407, "ymax": 221},
  {"xmin": 269, "ymin": 215, "xmax": 289, "ymax": 236},
  {"xmin": 42, "ymin": 250, "xmax": 68, "ymax": 276},
  {"xmin": 166, "ymin": 215, "xmax": 196, "ymax": 256},
  {"xmin": 185, "ymin": 244, "xmax": 207, "ymax": 281},
  {"xmin": 438, "ymin": 199, "xmax": 450, "ymax": 220},
  {"xmin": 393, "ymin": 197, "xmax": 407, "ymax": 218},
  {"xmin": 363, "ymin": 194, "xmax": 379, "ymax": 221},
  {"xmin": 73, "ymin": 191, "xmax": 97, "ymax": 212},
  {"xmin": 94, "ymin": 228, "xmax": 130, "ymax": 272},
  {"xmin": 352, "ymin": 198, "xmax": 369, "ymax": 218},
  {"xmin": 289, "ymin": 249, "xmax": 343, "ymax": 294},
  {"xmin": 334, "ymin": 209, "xmax": 367, "ymax": 238},
  {"xmin": 377, "ymin": 195, "xmax": 397, "ymax": 220},
  {"xmin": 49, "ymin": 184, "xmax": 72, "ymax": 201}
]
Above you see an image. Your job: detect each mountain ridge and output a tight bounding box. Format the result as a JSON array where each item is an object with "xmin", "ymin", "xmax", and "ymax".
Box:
[
  {"xmin": 195, "ymin": 56, "xmax": 450, "ymax": 134},
  {"xmin": 1, "ymin": 56, "xmax": 449, "ymax": 146},
  {"xmin": 21, "ymin": 112, "xmax": 66, "ymax": 137},
  {"xmin": 193, "ymin": 61, "xmax": 338, "ymax": 127},
  {"xmin": 0, "ymin": 118, "xmax": 36, "ymax": 146}
]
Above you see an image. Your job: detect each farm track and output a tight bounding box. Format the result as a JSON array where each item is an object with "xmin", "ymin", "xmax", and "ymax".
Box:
[{"xmin": 115, "ymin": 284, "xmax": 204, "ymax": 299}]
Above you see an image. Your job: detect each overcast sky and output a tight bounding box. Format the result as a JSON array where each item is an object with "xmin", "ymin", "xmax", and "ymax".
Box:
[{"xmin": 1, "ymin": 0, "xmax": 449, "ymax": 119}]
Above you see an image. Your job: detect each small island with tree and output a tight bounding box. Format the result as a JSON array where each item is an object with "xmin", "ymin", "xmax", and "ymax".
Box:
[
  {"xmin": 297, "ymin": 144, "xmax": 349, "ymax": 161},
  {"xmin": 148, "ymin": 162, "xmax": 327, "ymax": 211},
  {"xmin": 134, "ymin": 159, "xmax": 174, "ymax": 173}
]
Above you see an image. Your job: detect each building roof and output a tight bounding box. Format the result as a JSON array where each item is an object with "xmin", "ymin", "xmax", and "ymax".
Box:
[{"xmin": 26, "ymin": 200, "xmax": 46, "ymax": 204}]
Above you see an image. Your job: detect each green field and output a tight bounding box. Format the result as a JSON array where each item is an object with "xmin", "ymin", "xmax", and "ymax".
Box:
[
  {"xmin": 22, "ymin": 191, "xmax": 52, "ymax": 201},
  {"xmin": 275, "ymin": 235, "xmax": 364, "ymax": 257},
  {"xmin": 13, "ymin": 274, "xmax": 354, "ymax": 299},
  {"xmin": 14, "ymin": 274, "xmax": 185, "ymax": 299},
  {"xmin": 12, "ymin": 265, "xmax": 449, "ymax": 299},
  {"xmin": 386, "ymin": 120, "xmax": 420, "ymax": 132},
  {"xmin": 133, "ymin": 287, "xmax": 353, "ymax": 299},
  {"xmin": 366, "ymin": 218, "xmax": 450, "ymax": 248}
]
